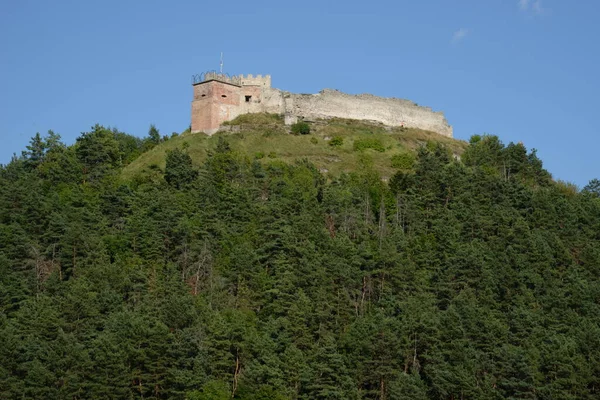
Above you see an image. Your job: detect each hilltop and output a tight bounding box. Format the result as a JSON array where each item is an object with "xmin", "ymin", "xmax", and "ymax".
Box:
[{"xmin": 123, "ymin": 113, "xmax": 466, "ymax": 181}]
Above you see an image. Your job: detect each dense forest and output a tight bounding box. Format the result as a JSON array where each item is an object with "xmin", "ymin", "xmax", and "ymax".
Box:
[{"xmin": 2, "ymin": 125, "xmax": 600, "ymax": 399}]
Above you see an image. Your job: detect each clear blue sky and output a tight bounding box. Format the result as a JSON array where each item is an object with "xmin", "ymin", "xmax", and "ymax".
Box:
[{"xmin": 1, "ymin": 0, "xmax": 598, "ymax": 186}]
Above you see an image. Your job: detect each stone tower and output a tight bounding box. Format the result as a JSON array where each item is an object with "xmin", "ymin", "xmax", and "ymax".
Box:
[{"xmin": 191, "ymin": 72, "xmax": 272, "ymax": 135}]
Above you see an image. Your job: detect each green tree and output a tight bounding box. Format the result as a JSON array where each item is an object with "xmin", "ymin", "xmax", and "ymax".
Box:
[
  {"xmin": 148, "ymin": 124, "xmax": 161, "ymax": 144},
  {"xmin": 583, "ymin": 178, "xmax": 600, "ymax": 197},
  {"xmin": 164, "ymin": 148, "xmax": 198, "ymax": 189},
  {"xmin": 75, "ymin": 124, "xmax": 120, "ymax": 182}
]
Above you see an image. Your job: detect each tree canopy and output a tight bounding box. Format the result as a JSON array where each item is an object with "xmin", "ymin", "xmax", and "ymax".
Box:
[{"xmin": 1, "ymin": 128, "xmax": 600, "ymax": 399}]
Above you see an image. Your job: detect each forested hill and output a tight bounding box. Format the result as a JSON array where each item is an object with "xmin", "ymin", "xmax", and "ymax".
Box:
[{"xmin": 2, "ymin": 124, "xmax": 600, "ymax": 399}]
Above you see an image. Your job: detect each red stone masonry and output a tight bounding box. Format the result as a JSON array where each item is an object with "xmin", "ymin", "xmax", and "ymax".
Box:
[{"xmin": 191, "ymin": 80, "xmax": 241, "ymax": 134}]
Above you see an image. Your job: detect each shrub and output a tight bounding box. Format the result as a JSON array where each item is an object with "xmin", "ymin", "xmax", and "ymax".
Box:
[
  {"xmin": 329, "ymin": 136, "xmax": 344, "ymax": 147},
  {"xmin": 353, "ymin": 138, "xmax": 386, "ymax": 152},
  {"xmin": 391, "ymin": 152, "xmax": 416, "ymax": 170},
  {"xmin": 310, "ymin": 137, "xmax": 318, "ymax": 145},
  {"xmin": 254, "ymin": 152, "xmax": 265, "ymax": 159},
  {"xmin": 268, "ymin": 151, "xmax": 277, "ymax": 158},
  {"xmin": 291, "ymin": 121, "xmax": 311, "ymax": 135}
]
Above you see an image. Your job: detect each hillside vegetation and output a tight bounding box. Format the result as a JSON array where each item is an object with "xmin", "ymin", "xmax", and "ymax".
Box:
[
  {"xmin": 123, "ymin": 113, "xmax": 466, "ymax": 181},
  {"xmin": 2, "ymin": 124, "xmax": 600, "ymax": 399}
]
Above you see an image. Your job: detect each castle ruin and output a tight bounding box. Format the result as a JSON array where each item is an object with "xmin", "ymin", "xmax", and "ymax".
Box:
[{"xmin": 191, "ymin": 71, "xmax": 453, "ymax": 137}]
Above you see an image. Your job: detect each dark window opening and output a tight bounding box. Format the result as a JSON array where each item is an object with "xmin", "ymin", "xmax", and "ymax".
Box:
[
  {"xmin": 245, "ymin": 95, "xmax": 252, "ymax": 102},
  {"xmin": 201, "ymin": 94, "xmax": 206, "ymax": 97},
  {"xmin": 221, "ymin": 94, "xmax": 227, "ymax": 98}
]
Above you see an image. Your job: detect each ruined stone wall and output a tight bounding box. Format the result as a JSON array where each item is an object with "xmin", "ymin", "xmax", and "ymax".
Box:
[
  {"xmin": 282, "ymin": 89, "xmax": 453, "ymax": 137},
  {"xmin": 238, "ymin": 87, "xmax": 285, "ymax": 115}
]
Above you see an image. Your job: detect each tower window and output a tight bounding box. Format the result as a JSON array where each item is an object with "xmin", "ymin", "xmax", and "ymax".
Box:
[
  {"xmin": 245, "ymin": 95, "xmax": 252, "ymax": 102},
  {"xmin": 221, "ymin": 94, "xmax": 227, "ymax": 98}
]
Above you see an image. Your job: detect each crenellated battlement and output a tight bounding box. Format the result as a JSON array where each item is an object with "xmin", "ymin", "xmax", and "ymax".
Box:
[{"xmin": 239, "ymin": 74, "xmax": 272, "ymax": 88}]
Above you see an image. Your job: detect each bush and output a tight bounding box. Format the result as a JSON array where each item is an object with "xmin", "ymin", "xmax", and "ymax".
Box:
[
  {"xmin": 268, "ymin": 151, "xmax": 277, "ymax": 158},
  {"xmin": 291, "ymin": 121, "xmax": 311, "ymax": 135},
  {"xmin": 391, "ymin": 152, "xmax": 416, "ymax": 170},
  {"xmin": 353, "ymin": 138, "xmax": 386, "ymax": 152},
  {"xmin": 329, "ymin": 136, "xmax": 344, "ymax": 147},
  {"xmin": 310, "ymin": 137, "xmax": 318, "ymax": 145},
  {"xmin": 254, "ymin": 152, "xmax": 265, "ymax": 159}
]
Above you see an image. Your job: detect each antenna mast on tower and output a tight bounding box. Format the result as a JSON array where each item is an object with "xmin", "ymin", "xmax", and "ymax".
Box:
[{"xmin": 220, "ymin": 52, "xmax": 223, "ymax": 74}]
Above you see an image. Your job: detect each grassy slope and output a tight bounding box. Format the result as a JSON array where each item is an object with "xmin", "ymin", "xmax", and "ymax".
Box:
[{"xmin": 123, "ymin": 113, "xmax": 467, "ymax": 180}]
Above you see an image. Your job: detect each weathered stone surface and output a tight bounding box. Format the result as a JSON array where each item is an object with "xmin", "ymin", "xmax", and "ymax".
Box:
[{"xmin": 191, "ymin": 74, "xmax": 453, "ymax": 137}]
